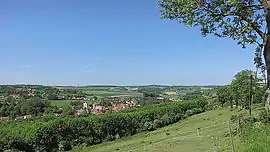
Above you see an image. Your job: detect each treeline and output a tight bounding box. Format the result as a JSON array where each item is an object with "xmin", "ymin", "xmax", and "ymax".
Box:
[
  {"xmin": 47, "ymin": 89, "xmax": 86, "ymax": 100},
  {"xmin": 0, "ymin": 98, "xmax": 208, "ymax": 151},
  {"xmin": 181, "ymin": 90, "xmax": 203, "ymax": 100},
  {"xmin": 216, "ymin": 69, "xmax": 266, "ymax": 109},
  {"xmin": 0, "ymin": 85, "xmax": 59, "ymax": 98},
  {"xmin": 0, "ymin": 97, "xmax": 54, "ymax": 118},
  {"xmin": 0, "ymin": 85, "xmax": 87, "ymax": 100}
]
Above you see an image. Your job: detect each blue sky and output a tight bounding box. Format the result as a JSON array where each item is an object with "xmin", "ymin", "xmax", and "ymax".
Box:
[{"xmin": 0, "ymin": 0, "xmax": 255, "ymax": 86}]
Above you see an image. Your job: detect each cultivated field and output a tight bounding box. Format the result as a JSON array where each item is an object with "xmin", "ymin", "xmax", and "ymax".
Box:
[
  {"xmin": 83, "ymin": 90, "xmax": 141, "ymax": 97},
  {"xmin": 73, "ymin": 108, "xmax": 239, "ymax": 152}
]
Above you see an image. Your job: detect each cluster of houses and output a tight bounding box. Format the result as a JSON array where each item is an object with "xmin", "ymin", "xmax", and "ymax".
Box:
[
  {"xmin": 0, "ymin": 114, "xmax": 33, "ymax": 121},
  {"xmin": 91, "ymin": 102, "xmax": 136, "ymax": 114},
  {"xmin": 56, "ymin": 95, "xmax": 89, "ymax": 100},
  {"xmin": 6, "ymin": 88, "xmax": 36, "ymax": 98},
  {"xmin": 15, "ymin": 88, "xmax": 35, "ymax": 92},
  {"xmin": 157, "ymin": 97, "xmax": 183, "ymax": 102},
  {"xmin": 8, "ymin": 94, "xmax": 21, "ymax": 98},
  {"xmin": 76, "ymin": 98, "xmax": 137, "ymax": 115}
]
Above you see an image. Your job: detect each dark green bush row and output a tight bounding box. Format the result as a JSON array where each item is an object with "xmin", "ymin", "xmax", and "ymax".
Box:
[{"xmin": 0, "ymin": 99, "xmax": 208, "ymax": 151}]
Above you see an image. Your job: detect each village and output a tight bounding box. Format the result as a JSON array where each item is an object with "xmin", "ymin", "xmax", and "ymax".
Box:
[
  {"xmin": 0, "ymin": 85, "xmax": 188, "ymax": 121},
  {"xmin": 75, "ymin": 97, "xmax": 137, "ymax": 115}
]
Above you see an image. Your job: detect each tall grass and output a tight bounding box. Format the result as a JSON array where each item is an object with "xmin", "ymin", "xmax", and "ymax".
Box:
[{"xmin": 239, "ymin": 122, "xmax": 270, "ymax": 152}]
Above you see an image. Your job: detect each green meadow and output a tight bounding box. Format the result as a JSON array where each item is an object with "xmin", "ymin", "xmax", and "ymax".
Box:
[{"xmin": 73, "ymin": 108, "xmax": 239, "ymax": 152}]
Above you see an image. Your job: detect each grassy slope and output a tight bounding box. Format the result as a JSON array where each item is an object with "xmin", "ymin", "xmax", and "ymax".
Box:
[{"xmin": 73, "ymin": 108, "xmax": 238, "ymax": 152}]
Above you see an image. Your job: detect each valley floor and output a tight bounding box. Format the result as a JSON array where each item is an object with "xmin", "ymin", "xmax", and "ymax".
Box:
[{"xmin": 73, "ymin": 108, "xmax": 239, "ymax": 152}]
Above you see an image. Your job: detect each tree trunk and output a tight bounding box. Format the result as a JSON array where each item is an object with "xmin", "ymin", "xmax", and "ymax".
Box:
[
  {"xmin": 235, "ymin": 99, "xmax": 238, "ymax": 109},
  {"xmin": 264, "ymin": 36, "xmax": 270, "ymax": 110}
]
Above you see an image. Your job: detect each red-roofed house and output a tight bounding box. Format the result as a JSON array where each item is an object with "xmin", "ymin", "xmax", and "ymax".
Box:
[
  {"xmin": 91, "ymin": 105, "xmax": 107, "ymax": 114},
  {"xmin": 112, "ymin": 103, "xmax": 128, "ymax": 111},
  {"xmin": 8, "ymin": 94, "xmax": 21, "ymax": 98}
]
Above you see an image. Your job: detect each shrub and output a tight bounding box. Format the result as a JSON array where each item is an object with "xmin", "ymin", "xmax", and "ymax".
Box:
[
  {"xmin": 185, "ymin": 108, "xmax": 202, "ymax": 117},
  {"xmin": 230, "ymin": 114, "xmax": 238, "ymax": 122},
  {"xmin": 160, "ymin": 114, "xmax": 170, "ymax": 126},
  {"xmin": 258, "ymin": 109, "xmax": 270, "ymax": 123},
  {"xmin": 153, "ymin": 119, "xmax": 161, "ymax": 128},
  {"xmin": 58, "ymin": 141, "xmax": 72, "ymax": 151},
  {"xmin": 144, "ymin": 121, "xmax": 155, "ymax": 131}
]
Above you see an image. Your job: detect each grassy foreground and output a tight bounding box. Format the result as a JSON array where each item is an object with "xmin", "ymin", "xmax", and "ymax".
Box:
[{"xmin": 73, "ymin": 108, "xmax": 238, "ymax": 152}]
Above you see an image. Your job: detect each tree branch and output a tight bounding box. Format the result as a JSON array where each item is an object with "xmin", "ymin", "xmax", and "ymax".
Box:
[
  {"xmin": 244, "ymin": 4, "xmax": 264, "ymax": 10},
  {"xmin": 244, "ymin": 17, "xmax": 265, "ymax": 39},
  {"xmin": 200, "ymin": 6, "xmax": 265, "ymax": 39},
  {"xmin": 261, "ymin": 0, "xmax": 270, "ymax": 13}
]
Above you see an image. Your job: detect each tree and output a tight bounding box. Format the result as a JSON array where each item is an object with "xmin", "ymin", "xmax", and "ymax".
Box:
[
  {"xmin": 143, "ymin": 92, "xmax": 160, "ymax": 98},
  {"xmin": 230, "ymin": 70, "xmax": 259, "ymax": 109},
  {"xmin": 100, "ymin": 100, "xmax": 112, "ymax": 107},
  {"xmin": 92, "ymin": 96, "xmax": 98, "ymax": 100},
  {"xmin": 217, "ymin": 86, "xmax": 233, "ymax": 107},
  {"xmin": 47, "ymin": 93, "xmax": 58, "ymax": 100},
  {"xmin": 70, "ymin": 100, "xmax": 83, "ymax": 109},
  {"xmin": 63, "ymin": 106, "xmax": 74, "ymax": 115},
  {"xmin": 158, "ymin": 0, "xmax": 270, "ymax": 106},
  {"xmin": 20, "ymin": 98, "xmax": 50, "ymax": 116},
  {"xmin": 253, "ymin": 85, "xmax": 266, "ymax": 103}
]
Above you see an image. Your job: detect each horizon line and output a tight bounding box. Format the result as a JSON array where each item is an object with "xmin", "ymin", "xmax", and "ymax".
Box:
[{"xmin": 0, "ymin": 84, "xmax": 226, "ymax": 87}]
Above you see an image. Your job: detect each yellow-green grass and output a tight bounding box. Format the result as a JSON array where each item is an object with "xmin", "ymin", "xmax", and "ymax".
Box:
[
  {"xmin": 73, "ymin": 108, "xmax": 239, "ymax": 152},
  {"xmin": 83, "ymin": 91, "xmax": 141, "ymax": 97}
]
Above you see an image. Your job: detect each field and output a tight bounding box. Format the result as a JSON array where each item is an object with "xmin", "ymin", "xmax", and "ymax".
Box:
[
  {"xmin": 50, "ymin": 100, "xmax": 93, "ymax": 108},
  {"xmin": 83, "ymin": 90, "xmax": 141, "ymax": 97},
  {"xmin": 73, "ymin": 108, "xmax": 239, "ymax": 152}
]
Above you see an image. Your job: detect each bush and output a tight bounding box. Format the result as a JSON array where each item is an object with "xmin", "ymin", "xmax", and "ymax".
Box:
[
  {"xmin": 258, "ymin": 109, "xmax": 270, "ymax": 123},
  {"xmin": 153, "ymin": 119, "xmax": 161, "ymax": 128},
  {"xmin": 230, "ymin": 114, "xmax": 238, "ymax": 122},
  {"xmin": 144, "ymin": 121, "xmax": 155, "ymax": 131},
  {"xmin": 185, "ymin": 108, "xmax": 202, "ymax": 117},
  {"xmin": 58, "ymin": 141, "xmax": 72, "ymax": 151}
]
